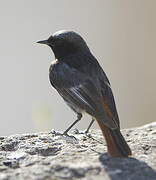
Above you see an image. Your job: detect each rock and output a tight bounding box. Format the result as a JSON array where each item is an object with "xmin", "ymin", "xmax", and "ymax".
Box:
[{"xmin": 0, "ymin": 122, "xmax": 156, "ymax": 180}]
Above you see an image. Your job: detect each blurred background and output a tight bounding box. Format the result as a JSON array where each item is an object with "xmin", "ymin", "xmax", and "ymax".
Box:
[{"xmin": 0, "ymin": 0, "xmax": 155, "ymax": 136}]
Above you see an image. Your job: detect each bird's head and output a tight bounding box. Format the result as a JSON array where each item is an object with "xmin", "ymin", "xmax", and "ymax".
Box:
[{"xmin": 37, "ymin": 30, "xmax": 90, "ymax": 59}]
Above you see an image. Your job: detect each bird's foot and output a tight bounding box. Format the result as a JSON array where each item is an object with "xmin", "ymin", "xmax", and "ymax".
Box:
[
  {"xmin": 50, "ymin": 130, "xmax": 76, "ymax": 139},
  {"xmin": 62, "ymin": 132, "xmax": 77, "ymax": 140},
  {"xmin": 84, "ymin": 131, "xmax": 92, "ymax": 138},
  {"xmin": 72, "ymin": 128, "xmax": 92, "ymax": 138}
]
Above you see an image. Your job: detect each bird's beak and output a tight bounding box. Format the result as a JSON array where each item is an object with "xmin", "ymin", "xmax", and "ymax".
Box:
[{"xmin": 36, "ymin": 40, "xmax": 48, "ymax": 45}]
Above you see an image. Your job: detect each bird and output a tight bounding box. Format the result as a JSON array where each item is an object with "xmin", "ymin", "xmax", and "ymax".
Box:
[{"xmin": 37, "ymin": 30, "xmax": 132, "ymax": 157}]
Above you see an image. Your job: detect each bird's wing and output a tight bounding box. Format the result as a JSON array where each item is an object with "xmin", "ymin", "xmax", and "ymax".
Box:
[
  {"xmin": 50, "ymin": 62, "xmax": 118, "ymax": 129},
  {"xmin": 57, "ymin": 79, "xmax": 100, "ymax": 113},
  {"xmin": 98, "ymin": 68, "xmax": 120, "ymax": 128}
]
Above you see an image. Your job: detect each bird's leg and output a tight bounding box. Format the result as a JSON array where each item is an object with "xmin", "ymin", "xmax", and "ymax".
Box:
[
  {"xmin": 85, "ymin": 118, "xmax": 95, "ymax": 134},
  {"xmin": 63, "ymin": 113, "xmax": 82, "ymax": 135},
  {"xmin": 73, "ymin": 118, "xmax": 94, "ymax": 136}
]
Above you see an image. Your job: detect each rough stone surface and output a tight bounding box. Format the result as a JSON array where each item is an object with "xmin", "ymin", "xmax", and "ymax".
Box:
[{"xmin": 0, "ymin": 122, "xmax": 156, "ymax": 180}]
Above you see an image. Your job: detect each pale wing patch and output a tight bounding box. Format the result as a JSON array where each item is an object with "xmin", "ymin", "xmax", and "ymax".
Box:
[{"xmin": 70, "ymin": 86, "xmax": 94, "ymax": 111}]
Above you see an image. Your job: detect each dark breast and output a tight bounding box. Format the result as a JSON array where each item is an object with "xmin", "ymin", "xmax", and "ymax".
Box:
[
  {"xmin": 49, "ymin": 59, "xmax": 82, "ymax": 89},
  {"xmin": 49, "ymin": 60, "xmax": 62, "ymax": 89}
]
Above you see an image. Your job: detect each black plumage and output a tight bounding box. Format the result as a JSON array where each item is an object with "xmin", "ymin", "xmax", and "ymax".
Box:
[{"xmin": 37, "ymin": 30, "xmax": 131, "ymax": 157}]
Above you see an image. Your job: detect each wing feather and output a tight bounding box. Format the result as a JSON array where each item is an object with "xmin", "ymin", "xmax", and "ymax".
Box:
[{"xmin": 50, "ymin": 61, "xmax": 118, "ymax": 129}]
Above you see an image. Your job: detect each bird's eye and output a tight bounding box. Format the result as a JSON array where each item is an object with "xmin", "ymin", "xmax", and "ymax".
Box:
[
  {"xmin": 55, "ymin": 39, "xmax": 63, "ymax": 45},
  {"xmin": 47, "ymin": 36, "xmax": 64, "ymax": 46}
]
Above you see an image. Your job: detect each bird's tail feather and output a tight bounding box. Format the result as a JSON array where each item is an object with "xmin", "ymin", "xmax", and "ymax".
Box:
[
  {"xmin": 109, "ymin": 128, "xmax": 132, "ymax": 157},
  {"xmin": 96, "ymin": 119, "xmax": 132, "ymax": 157}
]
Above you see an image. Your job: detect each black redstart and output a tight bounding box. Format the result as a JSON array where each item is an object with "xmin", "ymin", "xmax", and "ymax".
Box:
[{"xmin": 37, "ymin": 30, "xmax": 132, "ymax": 157}]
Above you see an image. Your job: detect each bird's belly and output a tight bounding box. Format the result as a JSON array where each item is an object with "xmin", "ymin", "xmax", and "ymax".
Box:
[{"xmin": 64, "ymin": 99, "xmax": 85, "ymax": 114}]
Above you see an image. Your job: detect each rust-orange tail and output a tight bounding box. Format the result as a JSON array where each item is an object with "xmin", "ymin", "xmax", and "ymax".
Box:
[{"xmin": 96, "ymin": 119, "xmax": 132, "ymax": 157}]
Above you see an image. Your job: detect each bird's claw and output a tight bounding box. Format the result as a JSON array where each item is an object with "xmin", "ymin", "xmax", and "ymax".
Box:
[
  {"xmin": 72, "ymin": 128, "xmax": 92, "ymax": 138},
  {"xmin": 63, "ymin": 133, "xmax": 77, "ymax": 140},
  {"xmin": 55, "ymin": 131, "xmax": 77, "ymax": 140},
  {"xmin": 85, "ymin": 132, "xmax": 92, "ymax": 138},
  {"xmin": 51, "ymin": 130, "xmax": 77, "ymax": 140}
]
